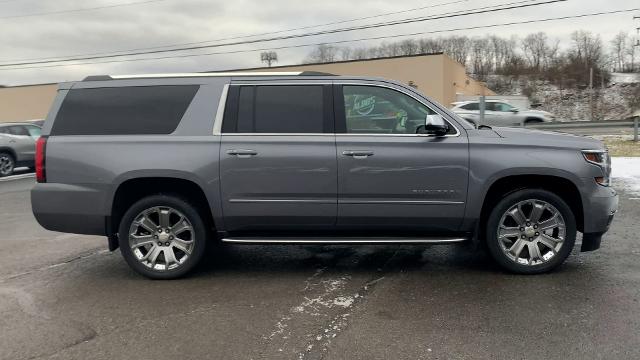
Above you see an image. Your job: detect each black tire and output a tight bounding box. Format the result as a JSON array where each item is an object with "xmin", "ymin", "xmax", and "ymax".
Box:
[
  {"xmin": 0, "ymin": 152, "xmax": 15, "ymax": 177},
  {"xmin": 118, "ymin": 194, "xmax": 208, "ymax": 279},
  {"xmin": 485, "ymin": 189, "xmax": 576, "ymax": 274},
  {"xmin": 524, "ymin": 118, "xmax": 543, "ymax": 125}
]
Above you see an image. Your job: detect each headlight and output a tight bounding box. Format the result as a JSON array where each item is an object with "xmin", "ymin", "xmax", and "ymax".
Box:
[{"xmin": 582, "ymin": 150, "xmax": 611, "ymax": 186}]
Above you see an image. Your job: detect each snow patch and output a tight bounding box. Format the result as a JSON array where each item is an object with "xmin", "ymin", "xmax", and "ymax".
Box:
[
  {"xmin": 332, "ymin": 296, "xmax": 354, "ymax": 308},
  {"xmin": 612, "ymin": 157, "xmax": 640, "ymax": 196}
]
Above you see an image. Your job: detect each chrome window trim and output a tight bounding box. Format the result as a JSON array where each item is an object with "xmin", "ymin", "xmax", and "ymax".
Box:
[
  {"xmin": 212, "ymin": 84, "xmax": 229, "ymax": 135},
  {"xmin": 217, "ymin": 81, "xmax": 461, "ymax": 137}
]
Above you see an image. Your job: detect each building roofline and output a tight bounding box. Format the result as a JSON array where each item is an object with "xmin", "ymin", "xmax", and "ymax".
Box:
[{"xmin": 212, "ymin": 52, "xmax": 445, "ymax": 72}]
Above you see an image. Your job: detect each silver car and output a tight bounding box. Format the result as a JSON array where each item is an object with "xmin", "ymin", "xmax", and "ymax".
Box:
[
  {"xmin": 0, "ymin": 122, "xmax": 42, "ymax": 176},
  {"xmin": 451, "ymin": 100, "xmax": 555, "ymax": 127}
]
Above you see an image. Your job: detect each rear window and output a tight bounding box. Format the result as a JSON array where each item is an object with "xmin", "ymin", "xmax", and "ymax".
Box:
[
  {"xmin": 224, "ymin": 85, "xmax": 327, "ymax": 134},
  {"xmin": 51, "ymin": 85, "xmax": 199, "ymax": 135}
]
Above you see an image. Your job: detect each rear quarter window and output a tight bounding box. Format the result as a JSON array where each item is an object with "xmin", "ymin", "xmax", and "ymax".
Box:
[{"xmin": 51, "ymin": 85, "xmax": 199, "ymax": 135}]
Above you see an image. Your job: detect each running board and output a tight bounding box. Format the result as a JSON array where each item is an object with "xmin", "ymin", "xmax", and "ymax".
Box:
[{"xmin": 220, "ymin": 237, "xmax": 469, "ymax": 245}]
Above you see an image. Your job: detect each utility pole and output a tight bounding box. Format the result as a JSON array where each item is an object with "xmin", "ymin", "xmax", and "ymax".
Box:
[
  {"xmin": 634, "ymin": 15, "xmax": 640, "ymax": 72},
  {"xmin": 589, "ymin": 67, "xmax": 594, "ymax": 122}
]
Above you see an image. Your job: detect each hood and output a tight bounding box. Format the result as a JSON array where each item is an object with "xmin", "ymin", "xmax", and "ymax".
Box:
[{"xmin": 490, "ymin": 126, "xmax": 604, "ymax": 150}]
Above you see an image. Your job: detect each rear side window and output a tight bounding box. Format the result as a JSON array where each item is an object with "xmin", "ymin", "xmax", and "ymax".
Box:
[
  {"xmin": 223, "ymin": 85, "xmax": 330, "ymax": 133},
  {"xmin": 460, "ymin": 103, "xmax": 479, "ymax": 111},
  {"xmin": 51, "ymin": 85, "xmax": 199, "ymax": 135}
]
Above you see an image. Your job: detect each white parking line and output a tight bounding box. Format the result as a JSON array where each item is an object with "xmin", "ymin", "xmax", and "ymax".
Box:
[{"xmin": 0, "ymin": 173, "xmax": 35, "ymax": 182}]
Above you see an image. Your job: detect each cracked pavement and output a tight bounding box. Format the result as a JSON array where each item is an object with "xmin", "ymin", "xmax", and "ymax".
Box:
[{"xmin": 1, "ymin": 177, "xmax": 639, "ymax": 360}]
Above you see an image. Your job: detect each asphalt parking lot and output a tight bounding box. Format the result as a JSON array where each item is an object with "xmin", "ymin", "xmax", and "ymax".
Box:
[{"xmin": 1, "ymin": 176, "xmax": 639, "ymax": 360}]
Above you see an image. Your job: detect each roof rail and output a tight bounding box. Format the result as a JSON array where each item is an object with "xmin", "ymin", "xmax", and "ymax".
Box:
[{"xmin": 82, "ymin": 71, "xmax": 336, "ymax": 81}]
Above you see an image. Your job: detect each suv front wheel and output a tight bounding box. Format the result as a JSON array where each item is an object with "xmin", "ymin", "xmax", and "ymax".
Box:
[
  {"xmin": 118, "ymin": 194, "xmax": 207, "ymax": 279},
  {"xmin": 486, "ymin": 189, "xmax": 576, "ymax": 274}
]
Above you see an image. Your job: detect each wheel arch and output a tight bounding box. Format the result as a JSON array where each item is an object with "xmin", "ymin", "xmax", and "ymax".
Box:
[
  {"xmin": 477, "ymin": 174, "xmax": 584, "ymax": 246},
  {"xmin": 108, "ymin": 176, "xmax": 216, "ymax": 250},
  {"xmin": 0, "ymin": 147, "xmax": 17, "ymax": 160}
]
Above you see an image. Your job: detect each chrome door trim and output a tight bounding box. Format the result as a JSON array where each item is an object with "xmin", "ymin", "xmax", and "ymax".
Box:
[
  {"xmin": 228, "ymin": 199, "xmax": 335, "ymax": 204},
  {"xmin": 221, "ymin": 237, "xmax": 468, "ymax": 244},
  {"xmin": 338, "ymin": 200, "xmax": 464, "ymax": 205}
]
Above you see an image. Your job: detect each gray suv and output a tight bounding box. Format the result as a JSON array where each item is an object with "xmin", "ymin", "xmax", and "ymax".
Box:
[
  {"xmin": 31, "ymin": 72, "xmax": 618, "ymax": 279},
  {"xmin": 0, "ymin": 122, "xmax": 42, "ymax": 176}
]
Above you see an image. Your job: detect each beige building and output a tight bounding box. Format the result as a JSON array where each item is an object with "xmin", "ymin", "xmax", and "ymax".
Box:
[
  {"xmin": 238, "ymin": 53, "xmax": 493, "ymax": 106},
  {"xmin": 0, "ymin": 53, "xmax": 493, "ymax": 123}
]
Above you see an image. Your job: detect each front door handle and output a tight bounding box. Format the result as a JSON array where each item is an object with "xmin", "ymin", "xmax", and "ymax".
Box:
[
  {"xmin": 227, "ymin": 149, "xmax": 258, "ymax": 158},
  {"xmin": 342, "ymin": 150, "xmax": 374, "ymax": 159}
]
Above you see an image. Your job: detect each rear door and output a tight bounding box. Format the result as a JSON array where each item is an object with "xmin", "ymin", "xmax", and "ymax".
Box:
[
  {"xmin": 7, "ymin": 125, "xmax": 37, "ymax": 161},
  {"xmin": 334, "ymin": 82, "xmax": 469, "ymax": 232},
  {"xmin": 219, "ymin": 83, "xmax": 337, "ymax": 232}
]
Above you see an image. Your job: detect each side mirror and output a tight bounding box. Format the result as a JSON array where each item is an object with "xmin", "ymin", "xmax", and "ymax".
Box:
[
  {"xmin": 417, "ymin": 114, "xmax": 449, "ymax": 136},
  {"xmin": 510, "ymin": 108, "xmax": 519, "ymax": 113}
]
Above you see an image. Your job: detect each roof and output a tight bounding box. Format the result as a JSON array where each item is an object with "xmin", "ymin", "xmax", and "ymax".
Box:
[{"xmin": 83, "ymin": 71, "xmax": 335, "ymax": 81}]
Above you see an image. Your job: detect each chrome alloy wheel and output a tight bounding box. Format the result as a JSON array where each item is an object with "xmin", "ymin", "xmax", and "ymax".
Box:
[
  {"xmin": 0, "ymin": 154, "xmax": 14, "ymax": 176},
  {"xmin": 497, "ymin": 199, "xmax": 566, "ymax": 266},
  {"xmin": 128, "ymin": 206, "xmax": 195, "ymax": 271}
]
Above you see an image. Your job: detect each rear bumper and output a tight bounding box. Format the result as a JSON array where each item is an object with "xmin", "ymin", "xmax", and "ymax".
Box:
[{"xmin": 31, "ymin": 183, "xmax": 108, "ymax": 236}]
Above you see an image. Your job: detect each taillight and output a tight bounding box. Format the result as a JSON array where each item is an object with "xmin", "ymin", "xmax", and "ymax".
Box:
[{"xmin": 35, "ymin": 136, "xmax": 47, "ymax": 183}]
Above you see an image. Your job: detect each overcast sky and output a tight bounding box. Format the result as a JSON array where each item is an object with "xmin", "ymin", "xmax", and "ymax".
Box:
[{"xmin": 0, "ymin": 0, "xmax": 638, "ymax": 86}]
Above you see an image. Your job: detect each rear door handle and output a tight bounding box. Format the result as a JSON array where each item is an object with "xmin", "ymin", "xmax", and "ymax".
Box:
[
  {"xmin": 342, "ymin": 150, "xmax": 374, "ymax": 159},
  {"xmin": 227, "ymin": 149, "xmax": 258, "ymax": 158}
]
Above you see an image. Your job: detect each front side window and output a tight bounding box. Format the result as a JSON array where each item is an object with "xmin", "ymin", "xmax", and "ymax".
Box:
[
  {"xmin": 494, "ymin": 102, "xmax": 515, "ymax": 112},
  {"xmin": 342, "ymin": 85, "xmax": 444, "ymax": 134},
  {"xmin": 26, "ymin": 125, "xmax": 41, "ymax": 139},
  {"xmin": 229, "ymin": 85, "xmax": 325, "ymax": 133}
]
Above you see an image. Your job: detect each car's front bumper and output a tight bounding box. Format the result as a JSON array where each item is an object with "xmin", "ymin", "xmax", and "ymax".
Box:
[{"xmin": 581, "ymin": 184, "xmax": 618, "ymax": 252}]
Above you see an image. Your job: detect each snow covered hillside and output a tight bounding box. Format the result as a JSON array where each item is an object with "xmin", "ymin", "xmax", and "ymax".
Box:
[{"xmin": 486, "ymin": 74, "xmax": 639, "ymax": 122}]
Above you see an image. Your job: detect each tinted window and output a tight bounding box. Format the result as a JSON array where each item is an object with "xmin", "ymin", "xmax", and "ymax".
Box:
[
  {"xmin": 226, "ymin": 85, "xmax": 325, "ymax": 133},
  {"xmin": 461, "ymin": 102, "xmax": 479, "ymax": 111},
  {"xmin": 8, "ymin": 125, "xmax": 30, "ymax": 136},
  {"xmin": 342, "ymin": 85, "xmax": 448, "ymax": 135},
  {"xmin": 52, "ymin": 85, "xmax": 199, "ymax": 135},
  {"xmin": 0, "ymin": 126, "xmax": 8, "ymax": 134},
  {"xmin": 493, "ymin": 102, "xmax": 515, "ymax": 112}
]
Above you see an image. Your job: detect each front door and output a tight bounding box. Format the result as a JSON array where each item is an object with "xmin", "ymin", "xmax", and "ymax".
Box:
[
  {"xmin": 335, "ymin": 84, "xmax": 469, "ymax": 232},
  {"xmin": 219, "ymin": 84, "xmax": 337, "ymax": 232}
]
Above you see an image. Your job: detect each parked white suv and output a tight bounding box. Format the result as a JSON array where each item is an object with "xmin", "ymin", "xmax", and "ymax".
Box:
[{"xmin": 451, "ymin": 100, "xmax": 555, "ymax": 127}]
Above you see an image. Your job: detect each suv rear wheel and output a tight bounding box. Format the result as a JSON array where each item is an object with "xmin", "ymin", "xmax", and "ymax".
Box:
[
  {"xmin": 486, "ymin": 189, "xmax": 576, "ymax": 274},
  {"xmin": 0, "ymin": 152, "xmax": 15, "ymax": 177},
  {"xmin": 118, "ymin": 194, "xmax": 207, "ymax": 279}
]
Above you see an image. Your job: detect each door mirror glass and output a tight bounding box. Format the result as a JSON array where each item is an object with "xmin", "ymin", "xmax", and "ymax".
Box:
[{"xmin": 419, "ymin": 114, "xmax": 449, "ymax": 136}]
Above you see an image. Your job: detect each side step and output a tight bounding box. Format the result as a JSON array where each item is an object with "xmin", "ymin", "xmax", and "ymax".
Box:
[{"xmin": 220, "ymin": 237, "xmax": 468, "ymax": 245}]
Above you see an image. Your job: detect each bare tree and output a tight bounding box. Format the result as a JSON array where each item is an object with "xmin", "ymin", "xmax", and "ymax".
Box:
[
  {"xmin": 441, "ymin": 36, "xmax": 469, "ymax": 66},
  {"xmin": 260, "ymin": 51, "xmax": 278, "ymax": 67},
  {"xmin": 610, "ymin": 32, "xmax": 628, "ymax": 72},
  {"xmin": 304, "ymin": 44, "xmax": 339, "ymax": 63},
  {"xmin": 417, "ymin": 38, "xmax": 442, "ymax": 54},
  {"xmin": 522, "ymin": 32, "xmax": 550, "ymax": 70},
  {"xmin": 398, "ymin": 39, "xmax": 419, "ymax": 55},
  {"xmin": 339, "ymin": 47, "xmax": 353, "ymax": 61}
]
